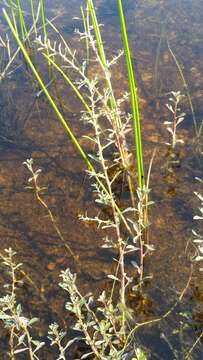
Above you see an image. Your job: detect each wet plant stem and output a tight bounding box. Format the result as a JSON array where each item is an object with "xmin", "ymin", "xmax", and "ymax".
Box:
[
  {"xmin": 36, "ymin": 3, "xmax": 144, "ymax": 288},
  {"xmin": 36, "ymin": 190, "xmax": 78, "ymax": 261},
  {"xmin": 39, "ymin": 36, "xmax": 137, "ymax": 239},
  {"xmin": 16, "ymin": 0, "xmax": 27, "ymax": 42},
  {"xmin": 39, "ymin": 0, "xmax": 47, "ymax": 42},
  {"xmin": 30, "ymin": 0, "xmax": 37, "ymax": 37},
  {"xmin": 123, "ymin": 267, "xmax": 193, "ymax": 355},
  {"xmin": 185, "ymin": 332, "xmax": 203, "ymax": 360},
  {"xmin": 80, "ymin": 5, "xmax": 89, "ymax": 66},
  {"xmin": 87, "ymin": 0, "xmax": 136, "ymax": 210},
  {"xmin": 9, "ymin": 325, "xmax": 15, "ymax": 360},
  {"xmin": 91, "ymin": 100, "xmax": 126, "ymax": 326},
  {"xmin": 25, "ymin": 160, "xmax": 78, "ymax": 262},
  {"xmin": 40, "ymin": 54, "xmax": 135, "ymax": 239},
  {"xmin": 118, "ymin": 0, "xmax": 144, "ymax": 190},
  {"xmin": 167, "ymin": 40, "xmax": 200, "ymax": 138},
  {"xmin": 70, "ymin": 276, "xmax": 115, "ymax": 358},
  {"xmin": 172, "ymin": 97, "xmax": 178, "ymax": 149},
  {"xmin": 8, "ymin": 0, "xmax": 17, "ymax": 34},
  {"xmin": 23, "ymin": 325, "xmax": 35, "ymax": 360},
  {"xmin": 139, "ymin": 231, "xmax": 144, "ymax": 284}
]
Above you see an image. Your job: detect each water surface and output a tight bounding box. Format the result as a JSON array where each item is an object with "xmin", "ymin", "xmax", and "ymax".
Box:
[{"xmin": 0, "ymin": 0, "xmax": 202, "ymax": 358}]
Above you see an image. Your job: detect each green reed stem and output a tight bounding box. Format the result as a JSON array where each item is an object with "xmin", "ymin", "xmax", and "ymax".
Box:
[
  {"xmin": 87, "ymin": 0, "xmax": 139, "ymax": 212},
  {"xmin": 39, "ymin": 0, "xmax": 47, "ymax": 40},
  {"xmin": 87, "ymin": 0, "xmax": 122, "ymax": 130},
  {"xmin": 15, "ymin": 0, "xmax": 28, "ymax": 41},
  {"xmin": 118, "ymin": 0, "xmax": 144, "ymax": 190},
  {"xmin": 30, "ymin": 0, "xmax": 37, "ymax": 37},
  {"xmin": 87, "ymin": 0, "xmax": 106, "ymax": 64},
  {"xmin": 8, "ymin": 0, "xmax": 18, "ymax": 34},
  {"xmin": 81, "ymin": 5, "xmax": 89, "ymax": 66}
]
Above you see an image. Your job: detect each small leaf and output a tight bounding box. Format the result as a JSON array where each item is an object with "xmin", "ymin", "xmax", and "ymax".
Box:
[
  {"xmin": 33, "ymin": 342, "xmax": 45, "ymax": 352},
  {"xmin": 167, "ymin": 127, "xmax": 173, "ymax": 135},
  {"xmin": 144, "ymin": 243, "xmax": 155, "ymax": 251},
  {"xmin": 65, "ymin": 337, "xmax": 83, "ymax": 349},
  {"xmin": 28, "ymin": 317, "xmax": 39, "ymax": 326},
  {"xmin": 166, "ymin": 104, "xmax": 174, "ymax": 113},
  {"xmin": 14, "ymin": 348, "xmax": 28, "ymax": 354},
  {"xmin": 126, "ymin": 245, "xmax": 138, "ymax": 250},
  {"xmin": 107, "ymin": 275, "xmax": 120, "ymax": 281},
  {"xmin": 176, "ymin": 117, "xmax": 185, "ymax": 125},
  {"xmin": 131, "ymin": 261, "xmax": 140, "ymax": 271},
  {"xmin": 134, "ymin": 347, "xmax": 147, "ymax": 360},
  {"xmin": 194, "ymin": 192, "xmax": 203, "ymax": 202},
  {"xmin": 195, "ymin": 255, "xmax": 203, "ymax": 261},
  {"xmin": 0, "ymin": 314, "xmax": 12, "ymax": 320},
  {"xmin": 95, "ymin": 340, "xmax": 105, "ymax": 346},
  {"xmin": 18, "ymin": 334, "xmax": 26, "ymax": 345},
  {"xmin": 81, "ymin": 352, "xmax": 94, "ymax": 359}
]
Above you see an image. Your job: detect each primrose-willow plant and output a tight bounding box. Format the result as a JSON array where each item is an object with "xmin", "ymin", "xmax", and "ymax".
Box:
[
  {"xmin": 0, "ymin": 249, "xmax": 147, "ymax": 359},
  {"xmin": 3, "ymin": 0, "xmax": 153, "ymax": 355},
  {"xmin": 164, "ymin": 91, "xmax": 185, "ymax": 149},
  {"xmin": 22, "ymin": 156, "xmax": 151, "ymax": 358},
  {"xmin": 0, "ymin": 248, "xmax": 44, "ymax": 359},
  {"xmin": 2, "ymin": 0, "xmax": 155, "ymax": 335},
  {"xmin": 192, "ymin": 178, "xmax": 203, "ymax": 271},
  {"xmin": 23, "ymin": 158, "xmax": 77, "ymax": 261},
  {"xmin": 34, "ymin": 0, "xmax": 153, "ymax": 291},
  {"xmin": 55, "ymin": 267, "xmax": 147, "ymax": 360},
  {"xmin": 0, "ymin": 34, "xmax": 20, "ymax": 81}
]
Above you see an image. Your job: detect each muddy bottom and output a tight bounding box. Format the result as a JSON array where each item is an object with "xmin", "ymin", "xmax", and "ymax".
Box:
[{"xmin": 0, "ymin": 0, "xmax": 202, "ymax": 358}]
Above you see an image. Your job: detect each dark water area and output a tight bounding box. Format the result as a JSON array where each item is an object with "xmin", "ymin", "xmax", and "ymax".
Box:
[{"xmin": 0, "ymin": 0, "xmax": 202, "ymax": 358}]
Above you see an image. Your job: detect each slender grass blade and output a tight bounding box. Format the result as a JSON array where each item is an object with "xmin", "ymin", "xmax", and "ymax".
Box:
[{"xmin": 118, "ymin": 0, "xmax": 144, "ymax": 189}]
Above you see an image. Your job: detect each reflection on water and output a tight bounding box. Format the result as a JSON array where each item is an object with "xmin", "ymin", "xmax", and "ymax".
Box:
[{"xmin": 0, "ymin": 0, "xmax": 202, "ymax": 358}]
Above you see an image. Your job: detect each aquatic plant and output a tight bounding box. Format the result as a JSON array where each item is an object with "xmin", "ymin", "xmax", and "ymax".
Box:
[
  {"xmin": 118, "ymin": 0, "xmax": 144, "ymax": 191},
  {"xmin": 1, "ymin": 0, "xmax": 154, "ymax": 356},
  {"xmin": 56, "ymin": 268, "xmax": 148, "ymax": 359},
  {"xmin": 167, "ymin": 40, "xmax": 203, "ymax": 140},
  {"xmin": 192, "ymin": 177, "xmax": 203, "ymax": 271},
  {"xmin": 23, "ymin": 158, "xmax": 77, "ymax": 261},
  {"xmin": 3, "ymin": 0, "xmax": 153, "ymax": 308},
  {"xmin": 4, "ymin": 0, "xmax": 43, "ymax": 43},
  {"xmin": 0, "ymin": 34, "xmax": 20, "ymax": 81},
  {"xmin": 0, "ymin": 247, "xmax": 149, "ymax": 359},
  {"xmin": 0, "ymin": 248, "xmax": 44, "ymax": 359},
  {"xmin": 164, "ymin": 91, "xmax": 185, "ymax": 149},
  {"xmin": 1, "ymin": 0, "xmax": 201, "ymax": 359},
  {"xmin": 15, "ymin": 0, "xmax": 28, "ymax": 42},
  {"xmin": 0, "ymin": 246, "xmax": 197, "ymax": 359}
]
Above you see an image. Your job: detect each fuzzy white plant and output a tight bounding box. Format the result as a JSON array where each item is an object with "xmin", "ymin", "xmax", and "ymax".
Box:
[
  {"xmin": 193, "ymin": 178, "xmax": 203, "ymax": 271},
  {"xmin": 164, "ymin": 91, "xmax": 185, "ymax": 148},
  {"xmin": 0, "ymin": 34, "xmax": 21, "ymax": 81},
  {"xmin": 0, "ymin": 248, "xmax": 44, "ymax": 359}
]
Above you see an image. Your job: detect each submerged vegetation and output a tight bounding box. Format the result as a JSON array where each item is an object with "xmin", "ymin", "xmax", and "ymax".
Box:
[
  {"xmin": 193, "ymin": 178, "xmax": 203, "ymax": 271},
  {"xmin": 0, "ymin": 0, "xmax": 202, "ymax": 359}
]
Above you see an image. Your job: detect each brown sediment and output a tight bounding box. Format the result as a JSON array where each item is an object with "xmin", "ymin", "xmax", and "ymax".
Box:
[{"xmin": 0, "ymin": 0, "xmax": 202, "ymax": 358}]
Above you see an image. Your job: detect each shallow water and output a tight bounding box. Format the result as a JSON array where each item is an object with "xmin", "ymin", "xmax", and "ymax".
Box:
[{"xmin": 0, "ymin": 0, "xmax": 202, "ymax": 358}]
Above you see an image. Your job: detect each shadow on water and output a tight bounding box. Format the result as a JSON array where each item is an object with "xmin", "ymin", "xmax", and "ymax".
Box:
[{"xmin": 0, "ymin": 0, "xmax": 202, "ymax": 358}]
